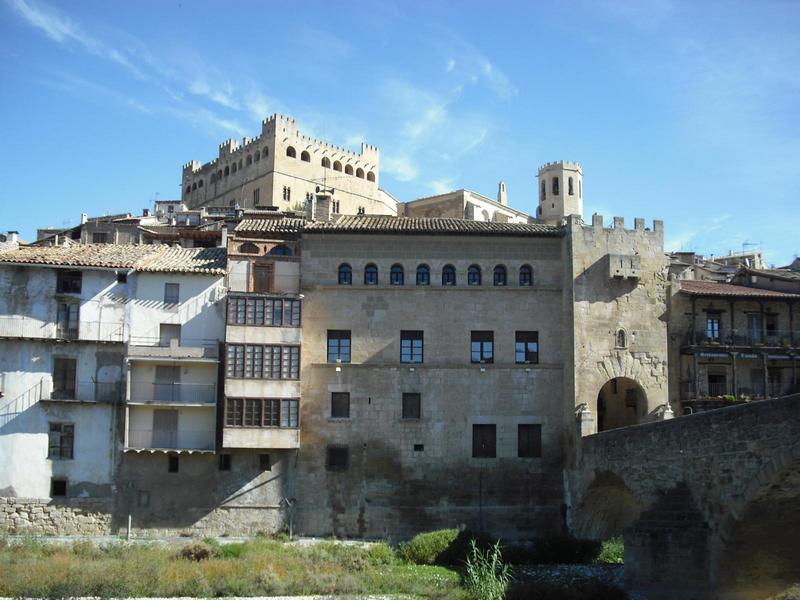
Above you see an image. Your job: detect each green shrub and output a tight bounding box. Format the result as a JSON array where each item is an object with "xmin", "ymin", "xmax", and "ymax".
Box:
[
  {"xmin": 176, "ymin": 542, "xmax": 218, "ymax": 561},
  {"xmin": 365, "ymin": 542, "xmax": 396, "ymax": 565},
  {"xmin": 399, "ymin": 528, "xmax": 460, "ymax": 565},
  {"xmin": 463, "ymin": 540, "xmax": 510, "ymax": 600},
  {"xmin": 217, "ymin": 542, "xmax": 247, "ymax": 559},
  {"xmin": 595, "ymin": 536, "xmax": 624, "ymax": 564}
]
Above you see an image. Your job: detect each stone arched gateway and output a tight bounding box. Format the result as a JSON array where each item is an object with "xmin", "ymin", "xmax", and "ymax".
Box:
[{"xmin": 597, "ymin": 377, "xmax": 645, "ymax": 431}]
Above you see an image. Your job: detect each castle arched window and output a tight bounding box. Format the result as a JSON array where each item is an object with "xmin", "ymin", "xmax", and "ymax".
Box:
[
  {"xmin": 198, "ymin": 179, "xmax": 203, "ymax": 188},
  {"xmin": 540, "ymin": 180, "xmax": 546, "ymax": 201},
  {"xmin": 239, "ymin": 242, "xmax": 259, "ymax": 254},
  {"xmin": 286, "ymin": 146, "xmax": 296, "ymax": 158},
  {"xmin": 442, "ymin": 264, "xmax": 456, "ymax": 286},
  {"xmin": 322, "ymin": 157, "xmax": 331, "ymax": 168},
  {"xmin": 519, "ymin": 265, "xmax": 533, "ymax": 286},
  {"xmin": 269, "ymin": 245, "xmax": 292, "ymax": 256},
  {"xmin": 467, "ymin": 264, "xmax": 482, "ymax": 286},
  {"xmin": 231, "ymin": 162, "xmax": 237, "ymax": 173},
  {"xmin": 367, "ymin": 171, "xmax": 376, "ymax": 182},
  {"xmin": 356, "ymin": 168, "xmax": 364, "ymax": 179},
  {"xmin": 552, "ymin": 177, "xmax": 559, "ymax": 196},
  {"xmin": 364, "ymin": 263, "xmax": 378, "ymax": 285},
  {"xmin": 338, "ymin": 263, "xmax": 352, "ymax": 285},
  {"xmin": 416, "ymin": 264, "xmax": 430, "ymax": 285},
  {"xmin": 263, "ymin": 147, "xmax": 269, "ymax": 158},
  {"xmin": 246, "ymin": 154, "xmax": 252, "ymax": 166},
  {"xmin": 185, "ymin": 185, "xmax": 191, "ymax": 194},
  {"xmin": 191, "ymin": 182, "xmax": 197, "ymax": 191},
  {"xmin": 345, "ymin": 164, "xmax": 354, "ymax": 175},
  {"xmin": 616, "ymin": 328, "xmax": 628, "ymax": 349},
  {"xmin": 568, "ymin": 177, "xmax": 574, "ymax": 196},
  {"xmin": 390, "ymin": 264, "xmax": 404, "ymax": 285},
  {"xmin": 333, "ymin": 161, "xmax": 342, "ymax": 172},
  {"xmin": 255, "ymin": 150, "xmax": 261, "ymax": 161},
  {"xmin": 224, "ymin": 166, "xmax": 230, "ymax": 177},
  {"xmin": 301, "ymin": 150, "xmax": 311, "ymax": 162},
  {"xmin": 493, "ymin": 265, "xmax": 507, "ymax": 286},
  {"xmin": 217, "ymin": 170, "xmax": 222, "ymax": 180}
]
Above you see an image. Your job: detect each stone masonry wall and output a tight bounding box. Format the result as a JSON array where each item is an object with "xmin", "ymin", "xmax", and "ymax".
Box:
[{"xmin": 0, "ymin": 497, "xmax": 112, "ymax": 536}]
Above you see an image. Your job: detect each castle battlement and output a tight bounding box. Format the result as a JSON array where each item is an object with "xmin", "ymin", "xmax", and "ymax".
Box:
[
  {"xmin": 588, "ymin": 214, "xmax": 664, "ymax": 234},
  {"xmin": 538, "ymin": 160, "xmax": 582, "ymax": 172}
]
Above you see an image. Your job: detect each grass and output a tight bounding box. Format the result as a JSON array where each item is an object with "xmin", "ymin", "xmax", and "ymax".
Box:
[
  {"xmin": 0, "ymin": 537, "xmax": 466, "ymax": 599},
  {"xmin": 594, "ymin": 536, "xmax": 624, "ymax": 564}
]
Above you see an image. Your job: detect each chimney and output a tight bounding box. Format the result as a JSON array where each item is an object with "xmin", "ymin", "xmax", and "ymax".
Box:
[
  {"xmin": 220, "ymin": 225, "xmax": 228, "ymax": 248},
  {"xmin": 80, "ymin": 213, "xmax": 89, "ymax": 225},
  {"xmin": 143, "ymin": 208, "xmax": 151, "ymax": 217},
  {"xmin": 313, "ymin": 192, "xmax": 332, "ymax": 223},
  {"xmin": 497, "ymin": 181, "xmax": 508, "ymax": 206},
  {"xmin": 7, "ymin": 231, "xmax": 18, "ymax": 243}
]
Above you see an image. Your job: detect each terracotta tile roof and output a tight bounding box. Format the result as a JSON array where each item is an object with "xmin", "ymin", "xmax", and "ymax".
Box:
[
  {"xmin": 235, "ymin": 217, "xmax": 307, "ymax": 234},
  {"xmin": 679, "ymin": 280, "xmax": 800, "ymax": 299},
  {"xmin": 136, "ymin": 246, "xmax": 227, "ymax": 275},
  {"xmin": 305, "ymin": 216, "xmax": 564, "ymax": 236},
  {"xmin": 743, "ymin": 267, "xmax": 800, "ymax": 282},
  {"xmin": 0, "ymin": 244, "xmax": 226, "ymax": 275}
]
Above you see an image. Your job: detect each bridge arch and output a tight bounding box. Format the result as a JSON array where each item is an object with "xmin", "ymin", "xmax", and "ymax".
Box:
[
  {"xmin": 572, "ymin": 470, "xmax": 641, "ymax": 540},
  {"xmin": 597, "ymin": 377, "xmax": 646, "ymax": 431}
]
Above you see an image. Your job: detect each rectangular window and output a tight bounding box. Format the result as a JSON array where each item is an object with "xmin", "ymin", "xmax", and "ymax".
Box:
[
  {"xmin": 706, "ymin": 313, "xmax": 721, "ymax": 341},
  {"xmin": 52, "ymin": 358, "xmax": 77, "ymax": 399},
  {"xmin": 402, "ymin": 393, "xmax": 421, "ymax": 419},
  {"xmin": 472, "ymin": 424, "xmax": 496, "ymax": 458},
  {"xmin": 765, "ymin": 313, "xmax": 778, "ymax": 337},
  {"xmin": 56, "ymin": 302, "xmax": 79, "ymax": 339},
  {"xmin": 92, "ymin": 232, "xmax": 108, "ymax": 244},
  {"xmin": 400, "ymin": 330, "xmax": 424, "ymax": 364},
  {"xmin": 327, "ymin": 330, "xmax": 351, "ymax": 363},
  {"xmin": 50, "ymin": 478, "xmax": 67, "ymax": 497},
  {"xmin": 515, "ymin": 331, "xmax": 539, "ymax": 364},
  {"xmin": 56, "ymin": 270, "xmax": 82, "ymax": 294},
  {"xmin": 219, "ymin": 454, "xmax": 232, "ymax": 471},
  {"xmin": 168, "ymin": 455, "xmax": 179, "ymax": 473},
  {"xmin": 159, "ymin": 323, "xmax": 181, "ymax": 347},
  {"xmin": 48, "ymin": 423, "xmax": 74, "ymax": 459},
  {"xmin": 259, "ymin": 453, "xmax": 272, "ymax": 471},
  {"xmin": 518, "ymin": 424, "xmax": 542, "ymax": 458},
  {"xmin": 253, "ymin": 188, "xmax": 260, "ymax": 205},
  {"xmin": 471, "ymin": 331, "xmax": 494, "ymax": 364},
  {"xmin": 252, "ymin": 265, "xmax": 273, "ymax": 293},
  {"xmin": 331, "ymin": 392, "xmax": 350, "ymax": 418},
  {"xmin": 226, "ymin": 344, "xmax": 300, "ymax": 379},
  {"xmin": 327, "ymin": 446, "xmax": 349, "ymax": 471},
  {"xmin": 164, "ymin": 283, "xmax": 180, "ymax": 305},
  {"xmin": 225, "ymin": 398, "xmax": 298, "ymax": 428},
  {"xmin": 747, "ymin": 313, "xmax": 763, "ymax": 344}
]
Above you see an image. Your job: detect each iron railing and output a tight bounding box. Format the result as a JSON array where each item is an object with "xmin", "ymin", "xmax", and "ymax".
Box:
[
  {"xmin": 0, "ymin": 317, "xmax": 125, "ymax": 342},
  {"xmin": 682, "ymin": 329, "xmax": 798, "ymax": 348},
  {"xmin": 127, "ymin": 428, "xmax": 215, "ymax": 451},
  {"xmin": 48, "ymin": 381, "xmax": 123, "ymax": 403},
  {"xmin": 129, "ymin": 382, "xmax": 217, "ymax": 404}
]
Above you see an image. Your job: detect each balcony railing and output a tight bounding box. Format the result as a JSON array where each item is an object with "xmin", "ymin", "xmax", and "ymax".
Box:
[
  {"xmin": 0, "ymin": 317, "xmax": 125, "ymax": 342},
  {"xmin": 127, "ymin": 428, "xmax": 215, "ymax": 451},
  {"xmin": 682, "ymin": 329, "xmax": 798, "ymax": 348},
  {"xmin": 129, "ymin": 382, "xmax": 217, "ymax": 404},
  {"xmin": 47, "ymin": 381, "xmax": 123, "ymax": 403}
]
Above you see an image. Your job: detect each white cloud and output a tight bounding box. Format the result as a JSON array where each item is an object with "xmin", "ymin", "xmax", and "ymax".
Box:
[
  {"xmin": 188, "ymin": 79, "xmax": 240, "ymax": 110},
  {"xmin": 446, "ymin": 59, "xmax": 456, "ymax": 72},
  {"xmin": 383, "ymin": 154, "xmax": 418, "ymax": 182},
  {"xmin": 429, "ymin": 177, "xmax": 455, "ymax": 194}
]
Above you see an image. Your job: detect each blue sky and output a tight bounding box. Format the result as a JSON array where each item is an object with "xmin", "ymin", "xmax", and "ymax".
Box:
[{"xmin": 1, "ymin": 0, "xmax": 798, "ymax": 265}]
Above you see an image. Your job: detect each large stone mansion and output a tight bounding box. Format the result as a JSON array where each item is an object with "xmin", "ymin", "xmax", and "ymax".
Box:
[{"xmin": 0, "ymin": 115, "xmax": 797, "ymax": 543}]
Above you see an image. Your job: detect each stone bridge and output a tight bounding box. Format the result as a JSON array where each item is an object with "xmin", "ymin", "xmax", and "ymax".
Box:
[{"xmin": 568, "ymin": 395, "xmax": 800, "ymax": 600}]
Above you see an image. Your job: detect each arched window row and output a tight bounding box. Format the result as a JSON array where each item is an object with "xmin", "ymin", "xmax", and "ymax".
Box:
[
  {"xmin": 319, "ymin": 157, "xmax": 375, "ymax": 182},
  {"xmin": 194, "ymin": 147, "xmax": 272, "ymax": 189},
  {"xmin": 335, "ymin": 263, "xmax": 535, "ymax": 287}
]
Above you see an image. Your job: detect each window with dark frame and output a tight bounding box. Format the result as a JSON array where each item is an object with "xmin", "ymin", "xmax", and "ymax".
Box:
[
  {"xmin": 472, "ymin": 424, "xmax": 496, "ymax": 458},
  {"xmin": 48, "ymin": 423, "xmax": 74, "ymax": 459},
  {"xmin": 259, "ymin": 453, "xmax": 272, "ymax": 471},
  {"xmin": 50, "ymin": 478, "xmax": 67, "ymax": 497},
  {"xmin": 164, "ymin": 283, "xmax": 180, "ymax": 305},
  {"xmin": 116, "ymin": 272, "xmax": 127, "ymax": 284},
  {"xmin": 227, "ymin": 297, "xmax": 301, "ymax": 327},
  {"xmin": 471, "ymin": 331, "xmax": 494, "ymax": 363},
  {"xmin": 52, "ymin": 358, "xmax": 77, "ymax": 399},
  {"xmin": 390, "ymin": 264, "xmax": 404, "ymax": 285},
  {"xmin": 92, "ymin": 232, "xmax": 108, "ymax": 244},
  {"xmin": 226, "ymin": 344, "xmax": 300, "ymax": 379},
  {"xmin": 331, "ymin": 392, "xmax": 350, "ymax": 418},
  {"xmin": 56, "ymin": 270, "xmax": 82, "ymax": 294},
  {"xmin": 168, "ymin": 455, "xmax": 179, "ymax": 473},
  {"xmin": 493, "ymin": 265, "xmax": 507, "ymax": 286},
  {"xmin": 219, "ymin": 454, "xmax": 232, "ymax": 471},
  {"xmin": 416, "ymin": 264, "xmax": 430, "ymax": 285},
  {"xmin": 364, "ymin": 264, "xmax": 378, "ymax": 285},
  {"xmin": 519, "ymin": 265, "xmax": 533, "ymax": 286},
  {"xmin": 225, "ymin": 398, "xmax": 299, "ymax": 428},
  {"xmin": 705, "ymin": 312, "xmax": 721, "ymax": 341},
  {"xmin": 400, "ymin": 330, "xmax": 423, "ymax": 363},
  {"xmin": 515, "ymin": 331, "xmax": 539, "ymax": 364},
  {"xmin": 338, "ymin": 263, "xmax": 352, "ymax": 285},
  {"xmin": 442, "ymin": 265, "xmax": 456, "ymax": 286},
  {"xmin": 402, "ymin": 393, "xmax": 421, "ymax": 419},
  {"xmin": 467, "ymin": 265, "xmax": 482, "ymax": 285},
  {"xmin": 518, "ymin": 424, "xmax": 542, "ymax": 458},
  {"xmin": 326, "ymin": 446, "xmax": 349, "ymax": 471},
  {"xmin": 327, "ymin": 330, "xmax": 351, "ymax": 363},
  {"xmin": 56, "ymin": 302, "xmax": 78, "ymax": 339}
]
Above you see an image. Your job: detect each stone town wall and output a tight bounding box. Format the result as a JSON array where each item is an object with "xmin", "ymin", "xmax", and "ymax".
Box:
[{"xmin": 0, "ymin": 497, "xmax": 112, "ymax": 536}]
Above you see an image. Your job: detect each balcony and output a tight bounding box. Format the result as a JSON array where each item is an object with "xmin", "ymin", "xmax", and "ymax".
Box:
[
  {"xmin": 681, "ymin": 329, "xmax": 798, "ymax": 350},
  {"xmin": 0, "ymin": 317, "xmax": 125, "ymax": 342},
  {"xmin": 129, "ymin": 382, "xmax": 217, "ymax": 405},
  {"xmin": 44, "ymin": 381, "xmax": 124, "ymax": 403},
  {"xmin": 222, "ymin": 427, "xmax": 300, "ymax": 449},
  {"xmin": 127, "ymin": 338, "xmax": 219, "ymax": 361},
  {"xmin": 127, "ymin": 428, "xmax": 215, "ymax": 452}
]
